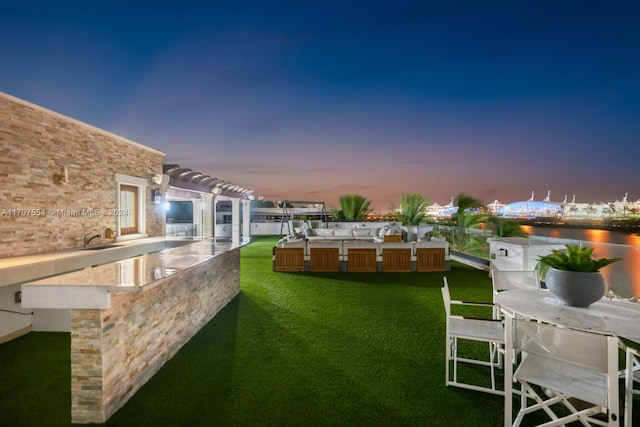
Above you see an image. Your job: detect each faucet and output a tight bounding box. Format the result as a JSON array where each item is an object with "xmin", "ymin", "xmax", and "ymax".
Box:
[{"xmin": 84, "ymin": 233, "xmax": 103, "ymax": 247}]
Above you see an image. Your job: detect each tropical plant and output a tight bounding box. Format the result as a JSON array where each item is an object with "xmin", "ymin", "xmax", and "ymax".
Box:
[
  {"xmin": 445, "ymin": 194, "xmax": 490, "ymax": 256},
  {"xmin": 449, "ymin": 216, "xmax": 491, "ymax": 255},
  {"xmin": 456, "ymin": 212, "xmax": 490, "ymax": 229},
  {"xmin": 331, "ymin": 194, "xmax": 373, "ymax": 221},
  {"xmin": 537, "ymin": 244, "xmax": 620, "ymax": 272},
  {"xmin": 395, "ymin": 193, "xmax": 430, "ymax": 226},
  {"xmin": 253, "ymin": 199, "xmax": 276, "ymax": 208},
  {"xmin": 453, "ymin": 193, "xmax": 484, "ymax": 224},
  {"xmin": 490, "ymin": 217, "xmax": 528, "ymax": 238}
]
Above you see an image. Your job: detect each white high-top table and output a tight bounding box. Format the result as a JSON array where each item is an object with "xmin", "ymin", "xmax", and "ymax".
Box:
[
  {"xmin": 496, "ymin": 288, "xmax": 640, "ymax": 426},
  {"xmin": 496, "ymin": 288, "xmax": 640, "ymax": 344}
]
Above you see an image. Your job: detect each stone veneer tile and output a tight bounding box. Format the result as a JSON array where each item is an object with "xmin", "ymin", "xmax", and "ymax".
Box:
[
  {"xmin": 70, "ymin": 249, "xmax": 240, "ymax": 423},
  {"xmin": 0, "ymin": 93, "xmax": 165, "ymax": 257}
]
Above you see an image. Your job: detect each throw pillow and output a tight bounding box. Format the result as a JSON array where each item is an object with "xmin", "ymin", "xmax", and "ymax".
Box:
[
  {"xmin": 315, "ymin": 228, "xmax": 334, "ymax": 237},
  {"xmin": 334, "ymin": 229, "xmax": 353, "ymax": 238},
  {"xmin": 353, "ymin": 228, "xmax": 371, "ymax": 237}
]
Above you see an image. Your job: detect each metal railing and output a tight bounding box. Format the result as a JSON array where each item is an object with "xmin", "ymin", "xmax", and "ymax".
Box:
[
  {"xmin": 426, "ymin": 224, "xmax": 639, "ymax": 299},
  {"xmin": 166, "ymin": 224, "xmax": 199, "ymax": 237}
]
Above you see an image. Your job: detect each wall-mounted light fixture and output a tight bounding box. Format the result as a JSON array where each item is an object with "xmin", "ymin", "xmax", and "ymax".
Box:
[
  {"xmin": 497, "ymin": 248, "xmax": 508, "ymax": 257},
  {"xmin": 151, "ymin": 174, "xmax": 170, "ymax": 186},
  {"xmin": 151, "ymin": 188, "xmax": 162, "ymax": 205},
  {"xmin": 53, "ymin": 162, "xmax": 68, "ymax": 185}
]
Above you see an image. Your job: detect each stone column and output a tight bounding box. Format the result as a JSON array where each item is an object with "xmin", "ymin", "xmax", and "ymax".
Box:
[
  {"xmin": 231, "ymin": 197, "xmax": 240, "ymax": 246},
  {"xmin": 213, "ymin": 199, "xmax": 218, "ymax": 237},
  {"xmin": 202, "ymin": 193, "xmax": 214, "ymax": 238},
  {"xmin": 241, "ymin": 199, "xmax": 251, "ymax": 242},
  {"xmin": 191, "ymin": 197, "xmax": 204, "ymax": 236}
]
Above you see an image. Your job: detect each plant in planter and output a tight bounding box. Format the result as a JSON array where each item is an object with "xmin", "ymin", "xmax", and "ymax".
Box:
[{"xmin": 537, "ymin": 244, "xmax": 621, "ymax": 307}]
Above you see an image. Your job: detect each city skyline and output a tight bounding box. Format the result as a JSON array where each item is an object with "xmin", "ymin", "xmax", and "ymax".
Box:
[{"xmin": 2, "ymin": 1, "xmax": 639, "ymax": 211}]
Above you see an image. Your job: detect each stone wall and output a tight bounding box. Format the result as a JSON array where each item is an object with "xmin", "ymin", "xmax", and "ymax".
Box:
[
  {"xmin": 0, "ymin": 92, "xmax": 165, "ymax": 257},
  {"xmin": 70, "ymin": 249, "xmax": 241, "ymax": 424}
]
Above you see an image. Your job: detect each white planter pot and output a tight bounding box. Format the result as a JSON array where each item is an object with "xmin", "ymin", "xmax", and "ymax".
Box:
[{"xmin": 545, "ymin": 268, "xmax": 606, "ymax": 308}]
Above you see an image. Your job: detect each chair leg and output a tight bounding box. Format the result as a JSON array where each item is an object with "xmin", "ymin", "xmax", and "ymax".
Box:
[
  {"xmin": 446, "ymin": 337, "xmax": 504, "ymax": 395},
  {"xmin": 514, "ymin": 382, "xmax": 610, "ymax": 427},
  {"xmin": 624, "ymin": 386, "xmax": 632, "ymax": 427},
  {"xmin": 624, "ymin": 352, "xmax": 634, "ymax": 427},
  {"xmin": 489, "ymin": 342, "xmax": 497, "ymax": 391},
  {"xmin": 452, "ymin": 337, "xmax": 458, "ymax": 384},
  {"xmin": 445, "ymin": 337, "xmax": 451, "ymax": 386}
]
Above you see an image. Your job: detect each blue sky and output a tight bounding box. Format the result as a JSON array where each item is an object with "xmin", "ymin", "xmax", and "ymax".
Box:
[{"xmin": 2, "ymin": 1, "xmax": 639, "ymax": 210}]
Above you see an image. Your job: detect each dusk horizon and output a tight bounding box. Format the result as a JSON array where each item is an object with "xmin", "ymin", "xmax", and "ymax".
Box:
[{"xmin": 2, "ymin": 1, "xmax": 639, "ymax": 211}]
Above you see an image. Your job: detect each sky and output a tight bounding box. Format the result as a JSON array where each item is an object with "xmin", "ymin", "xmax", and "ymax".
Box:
[{"xmin": 2, "ymin": 1, "xmax": 639, "ymax": 211}]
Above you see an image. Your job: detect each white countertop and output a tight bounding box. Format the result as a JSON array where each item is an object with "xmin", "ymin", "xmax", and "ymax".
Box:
[
  {"xmin": 20, "ymin": 238, "xmax": 238, "ymax": 309},
  {"xmin": 0, "ymin": 237, "xmax": 175, "ymax": 268},
  {"xmin": 25, "ymin": 253, "xmax": 206, "ymax": 290},
  {"xmin": 0, "ymin": 237, "xmax": 207, "ymax": 287},
  {"xmin": 23, "ymin": 240, "xmax": 230, "ymax": 290},
  {"xmin": 496, "ymin": 288, "xmax": 640, "ymax": 344}
]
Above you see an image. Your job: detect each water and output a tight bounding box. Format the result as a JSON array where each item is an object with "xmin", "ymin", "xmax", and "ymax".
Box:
[
  {"xmin": 520, "ymin": 225, "xmax": 640, "ymax": 247},
  {"xmin": 520, "ymin": 225, "xmax": 640, "ymax": 298}
]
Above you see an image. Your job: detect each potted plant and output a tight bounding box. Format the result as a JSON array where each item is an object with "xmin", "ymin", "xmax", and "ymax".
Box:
[{"xmin": 537, "ymin": 244, "xmax": 620, "ymax": 307}]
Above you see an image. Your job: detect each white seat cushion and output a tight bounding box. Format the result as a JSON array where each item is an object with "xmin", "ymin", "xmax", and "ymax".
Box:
[
  {"xmin": 449, "ymin": 317, "xmax": 504, "ymax": 343},
  {"xmin": 515, "ymin": 353, "xmax": 608, "ymax": 407}
]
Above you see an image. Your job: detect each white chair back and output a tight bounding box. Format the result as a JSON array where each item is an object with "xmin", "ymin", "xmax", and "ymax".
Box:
[
  {"xmin": 506, "ymin": 316, "xmax": 620, "ymax": 426},
  {"xmin": 441, "ymin": 276, "xmax": 452, "ymax": 317},
  {"xmin": 625, "ymin": 346, "xmax": 640, "ymax": 427},
  {"xmin": 513, "ymin": 319, "xmax": 608, "ymax": 371},
  {"xmin": 492, "ymin": 271, "xmax": 540, "ymax": 319},
  {"xmin": 492, "ymin": 270, "xmax": 539, "ymax": 294},
  {"xmin": 441, "ymin": 276, "xmax": 505, "ymax": 396}
]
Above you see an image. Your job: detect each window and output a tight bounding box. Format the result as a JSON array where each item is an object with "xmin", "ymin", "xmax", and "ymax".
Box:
[
  {"xmin": 120, "ymin": 184, "xmax": 139, "ymax": 235},
  {"xmin": 115, "ymin": 174, "xmax": 148, "ymax": 239}
]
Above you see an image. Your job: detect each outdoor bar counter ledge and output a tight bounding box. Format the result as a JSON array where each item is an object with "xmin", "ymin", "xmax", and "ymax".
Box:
[{"xmin": 21, "ymin": 238, "xmax": 245, "ymax": 424}]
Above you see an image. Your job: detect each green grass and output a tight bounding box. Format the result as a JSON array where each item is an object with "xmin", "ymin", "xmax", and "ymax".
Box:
[{"xmin": 2, "ymin": 236, "xmax": 632, "ymax": 426}]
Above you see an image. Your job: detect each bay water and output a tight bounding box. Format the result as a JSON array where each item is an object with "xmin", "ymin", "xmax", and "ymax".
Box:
[{"xmin": 520, "ymin": 225, "xmax": 640, "ymax": 298}]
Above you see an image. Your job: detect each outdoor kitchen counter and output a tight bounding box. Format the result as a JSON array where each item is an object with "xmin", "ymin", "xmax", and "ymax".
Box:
[
  {"xmin": 19, "ymin": 237, "xmax": 246, "ymax": 424},
  {"xmin": 21, "ymin": 239, "xmax": 235, "ymax": 309},
  {"xmin": 0, "ymin": 236, "xmax": 204, "ymax": 288}
]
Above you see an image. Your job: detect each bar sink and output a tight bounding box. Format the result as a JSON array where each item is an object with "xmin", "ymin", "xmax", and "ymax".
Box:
[{"xmin": 83, "ymin": 244, "xmax": 124, "ymax": 250}]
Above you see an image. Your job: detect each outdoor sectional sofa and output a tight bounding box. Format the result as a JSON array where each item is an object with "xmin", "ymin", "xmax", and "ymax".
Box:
[
  {"xmin": 301, "ymin": 226, "xmax": 388, "ymax": 242},
  {"xmin": 272, "ymin": 228, "xmax": 449, "ymax": 273}
]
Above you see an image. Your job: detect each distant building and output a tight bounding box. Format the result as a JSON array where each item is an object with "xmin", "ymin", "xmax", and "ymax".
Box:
[{"xmin": 498, "ymin": 201, "xmax": 562, "ymax": 218}]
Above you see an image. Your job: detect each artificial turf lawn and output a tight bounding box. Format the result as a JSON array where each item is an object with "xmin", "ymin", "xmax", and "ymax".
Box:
[{"xmin": 2, "ymin": 235, "xmax": 609, "ymax": 426}]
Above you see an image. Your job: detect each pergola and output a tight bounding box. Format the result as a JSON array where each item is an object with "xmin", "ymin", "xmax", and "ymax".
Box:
[
  {"xmin": 162, "ymin": 164, "xmax": 254, "ymax": 199},
  {"xmin": 158, "ymin": 164, "xmax": 255, "ymax": 244}
]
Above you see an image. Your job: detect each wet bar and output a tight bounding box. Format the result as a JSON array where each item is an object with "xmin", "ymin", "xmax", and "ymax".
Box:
[{"xmin": 21, "ymin": 239, "xmax": 244, "ymax": 424}]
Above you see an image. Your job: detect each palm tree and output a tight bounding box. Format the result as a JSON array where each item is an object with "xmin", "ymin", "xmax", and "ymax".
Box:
[
  {"xmin": 253, "ymin": 199, "xmax": 276, "ymax": 208},
  {"xmin": 457, "ymin": 211, "xmax": 490, "ymax": 228},
  {"xmin": 331, "ymin": 194, "xmax": 373, "ymax": 221},
  {"xmin": 453, "ymin": 193, "xmax": 484, "ymax": 223},
  {"xmin": 450, "ymin": 212, "xmax": 491, "ymax": 254},
  {"xmin": 396, "ymin": 193, "xmax": 430, "ymax": 226},
  {"xmin": 447, "ymin": 194, "xmax": 488, "ymax": 254},
  {"xmin": 490, "ymin": 217, "xmax": 528, "ymax": 237}
]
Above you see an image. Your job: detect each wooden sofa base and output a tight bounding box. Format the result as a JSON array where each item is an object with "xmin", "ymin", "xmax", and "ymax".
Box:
[
  {"xmin": 381, "ymin": 248, "xmax": 412, "ymax": 272},
  {"xmin": 309, "ymin": 247, "xmax": 340, "ymax": 272},
  {"xmin": 273, "ymin": 247, "xmax": 305, "ymax": 272},
  {"xmin": 346, "ymin": 248, "xmax": 377, "ymax": 272},
  {"xmin": 273, "ymin": 247, "xmax": 448, "ymax": 273},
  {"xmin": 415, "ymin": 248, "xmax": 446, "ymax": 272}
]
